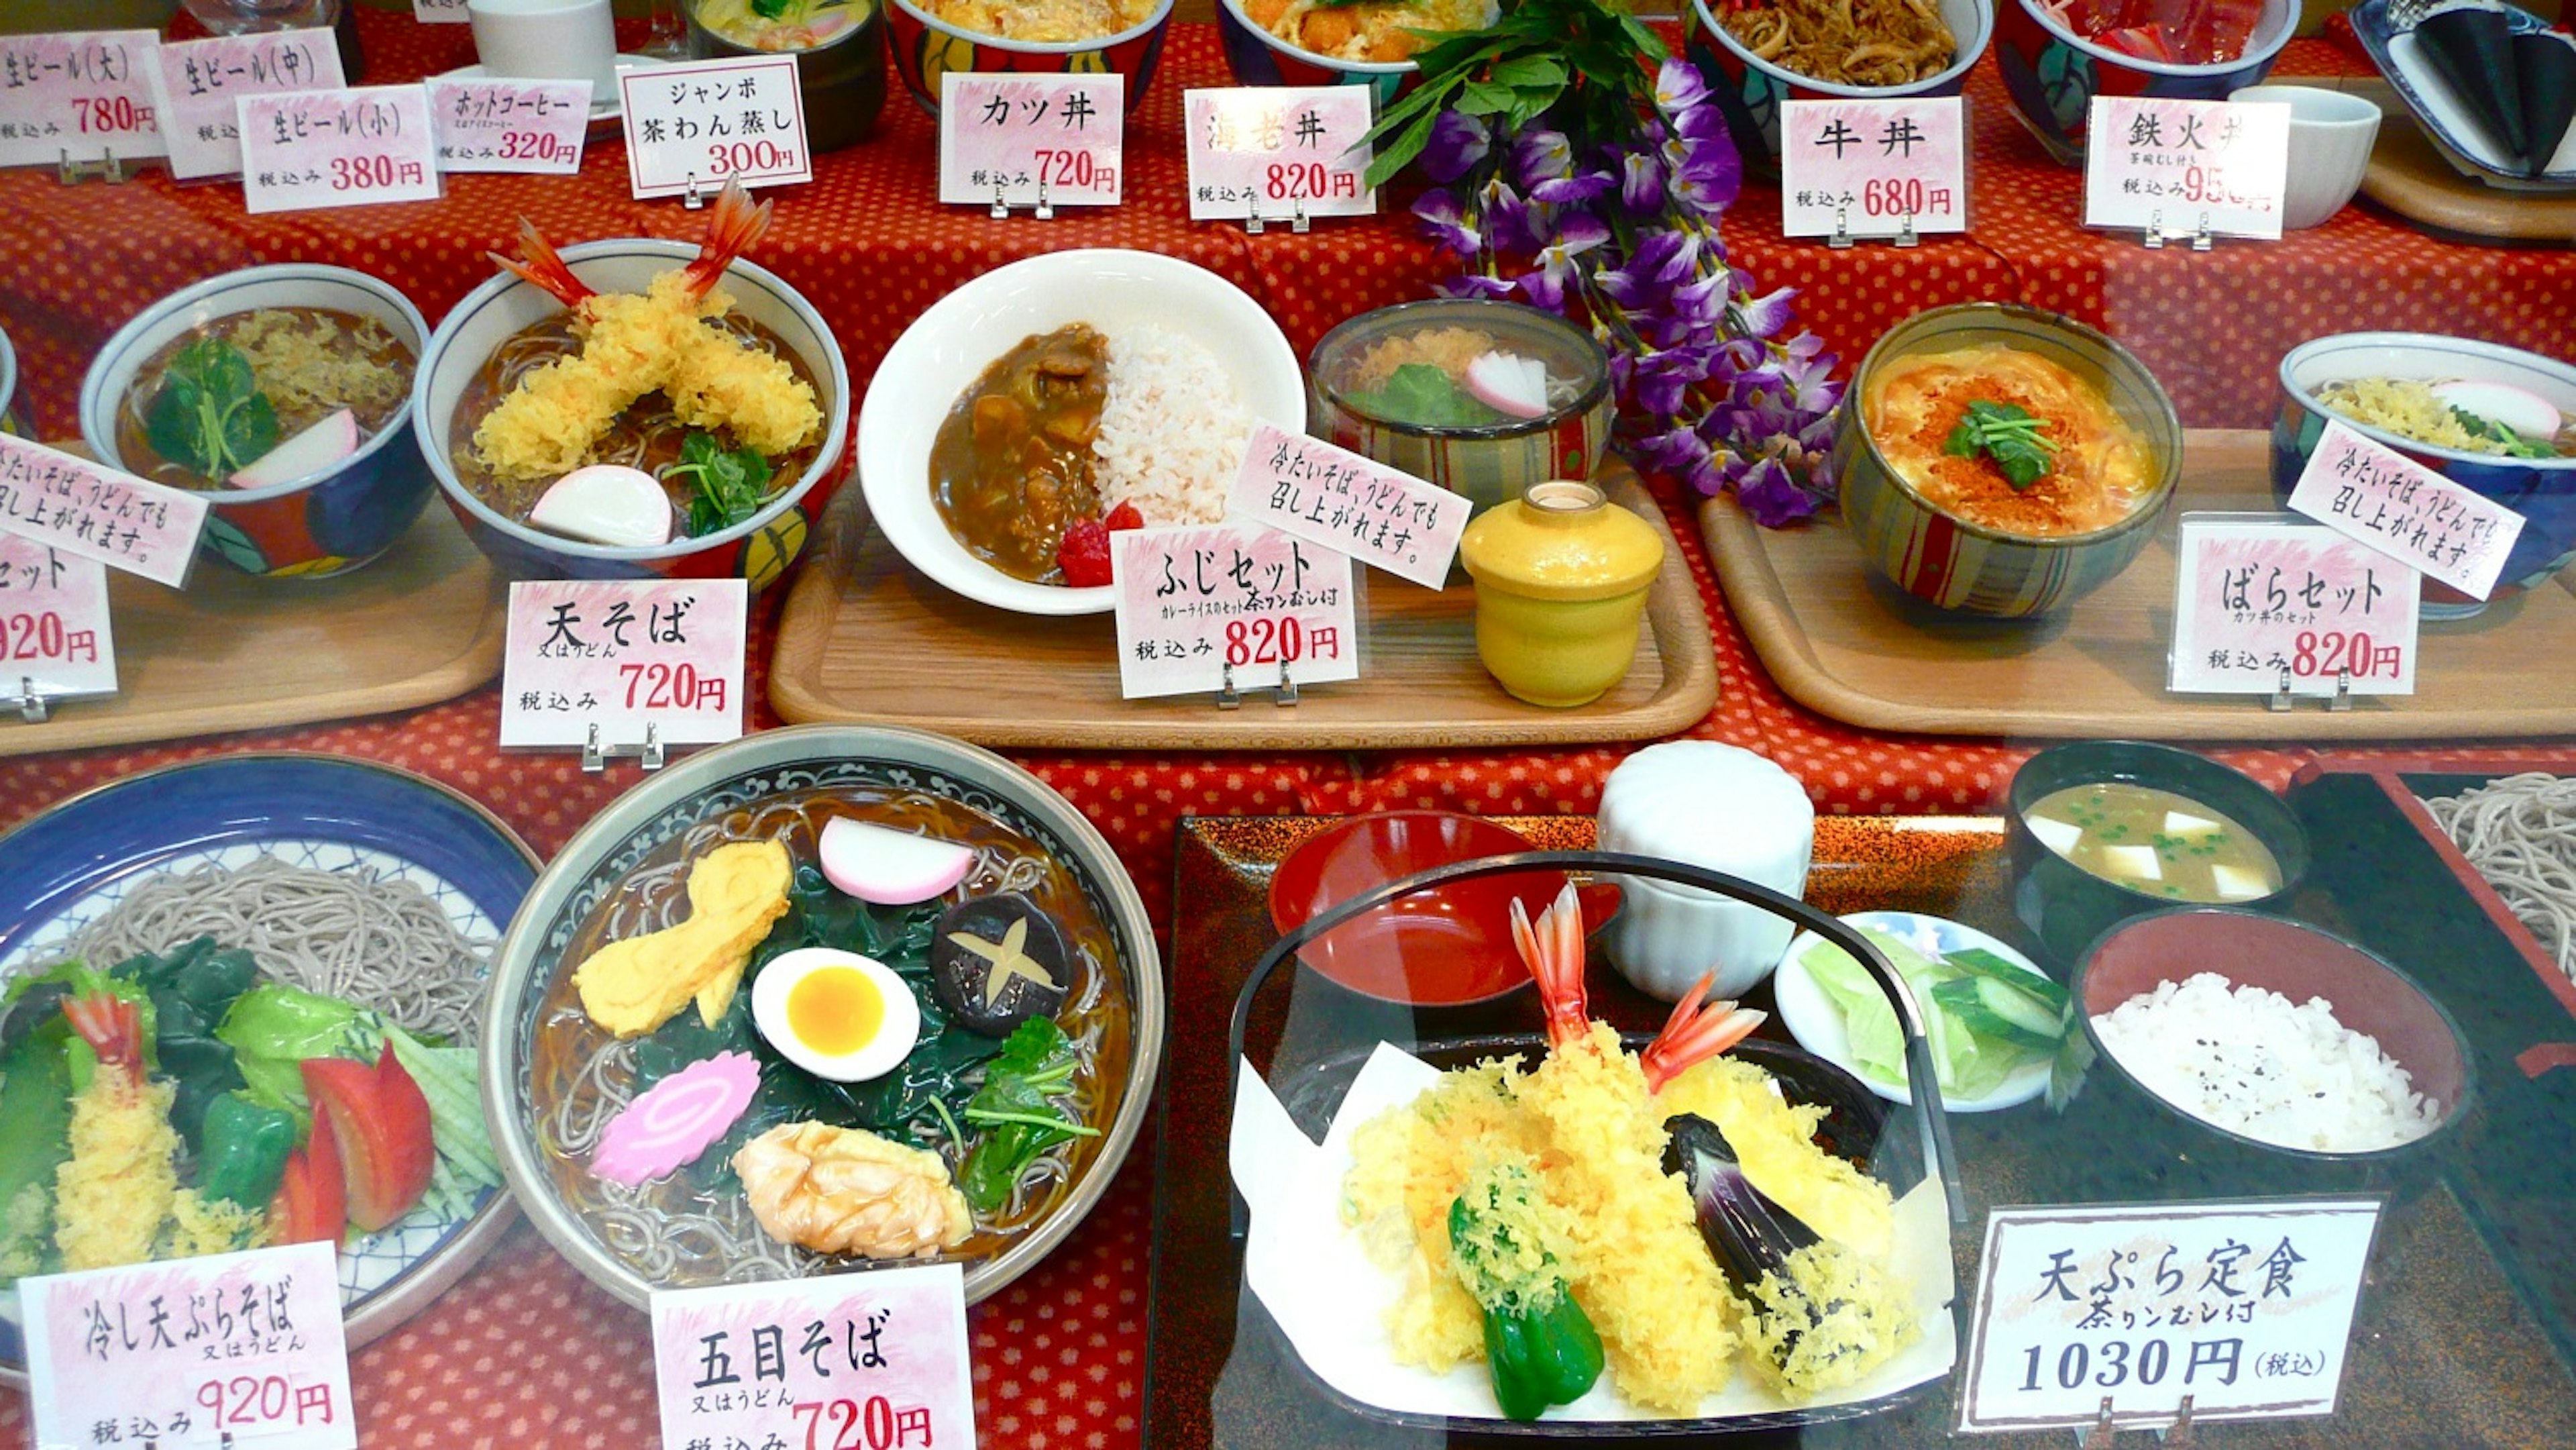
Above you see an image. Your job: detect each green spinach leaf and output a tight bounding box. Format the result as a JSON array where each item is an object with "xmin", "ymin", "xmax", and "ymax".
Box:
[
  {"xmin": 958, "ymin": 1017, "xmax": 1097, "ymax": 1212},
  {"xmin": 1942, "ymin": 399, "xmax": 2059, "ymax": 490},
  {"xmin": 664, "ymin": 430, "xmax": 773, "ymax": 537},
  {"xmin": 1346, "ymin": 362, "xmax": 1503, "ymax": 429},
  {"xmin": 142, "ymin": 336, "xmax": 278, "ymax": 481}
]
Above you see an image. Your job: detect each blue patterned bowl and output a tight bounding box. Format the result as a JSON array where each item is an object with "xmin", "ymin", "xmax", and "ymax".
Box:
[
  {"xmin": 1214, "ymin": 0, "xmax": 1420, "ymax": 108},
  {"xmin": 1993, "ymin": 0, "xmax": 2296, "ymax": 164},
  {"xmin": 1684, "ymin": 0, "xmax": 1994, "ymax": 164}
]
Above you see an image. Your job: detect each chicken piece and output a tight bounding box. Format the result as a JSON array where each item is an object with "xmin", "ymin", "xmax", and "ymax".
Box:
[{"xmin": 734, "ymin": 1122, "xmax": 973, "ymax": 1260}]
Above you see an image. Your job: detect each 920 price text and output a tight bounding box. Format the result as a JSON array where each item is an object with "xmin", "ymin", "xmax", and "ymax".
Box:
[
  {"xmin": 195, "ymin": 1374, "xmax": 337, "ymax": 1431},
  {"xmin": 3, "ymin": 611, "xmax": 99, "ymax": 665}
]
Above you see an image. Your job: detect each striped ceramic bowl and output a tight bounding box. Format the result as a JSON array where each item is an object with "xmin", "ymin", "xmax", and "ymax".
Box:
[{"xmin": 1833, "ymin": 303, "xmax": 2182, "ymax": 618}]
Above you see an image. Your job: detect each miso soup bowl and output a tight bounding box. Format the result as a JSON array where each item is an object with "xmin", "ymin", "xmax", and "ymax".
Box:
[
  {"xmin": 1682, "ymin": 0, "xmax": 1993, "ymax": 164},
  {"xmin": 2008, "ymin": 740, "xmax": 2311, "ymax": 968},
  {"xmin": 1833, "ymin": 303, "xmax": 2183, "ymax": 618},
  {"xmin": 886, "ymin": 0, "xmax": 1174, "ymax": 118},
  {"xmin": 412, "ymin": 240, "xmax": 851, "ymax": 588},
  {"xmin": 78, "ymin": 264, "xmax": 435, "ymax": 580},
  {"xmin": 1994, "ymin": 0, "xmax": 2296, "ymax": 165}
]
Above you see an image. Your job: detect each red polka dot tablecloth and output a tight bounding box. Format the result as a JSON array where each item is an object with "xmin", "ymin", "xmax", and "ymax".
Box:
[{"xmin": 1, "ymin": 10, "xmax": 2574, "ymax": 1449}]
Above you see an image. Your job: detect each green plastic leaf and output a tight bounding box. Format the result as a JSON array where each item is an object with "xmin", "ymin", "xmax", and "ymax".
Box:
[
  {"xmin": 1346, "ymin": 363, "xmax": 1505, "ymax": 429},
  {"xmin": 666, "ymin": 430, "xmax": 773, "ymax": 538}
]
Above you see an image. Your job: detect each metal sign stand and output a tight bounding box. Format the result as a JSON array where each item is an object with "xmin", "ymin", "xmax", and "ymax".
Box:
[
  {"xmin": 2266, "ymin": 666, "xmax": 2355, "ymax": 713},
  {"xmin": 8, "ymin": 675, "xmax": 52, "ymax": 725},
  {"xmin": 581, "ymin": 719, "xmax": 667, "ymax": 772},
  {"xmin": 1244, "ymin": 194, "xmax": 1308, "ymax": 236},
  {"xmin": 1214, "ymin": 660, "xmax": 1299, "ymax": 710},
  {"xmin": 2143, "ymin": 209, "xmax": 2215, "ymax": 252},
  {"xmin": 1828, "ymin": 204, "xmax": 1919, "ymax": 250},
  {"xmin": 56, "ymin": 148, "xmax": 127, "ymax": 185}
]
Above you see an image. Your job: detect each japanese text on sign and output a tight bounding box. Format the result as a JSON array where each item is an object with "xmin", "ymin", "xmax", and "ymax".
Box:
[
  {"xmin": 1226, "ymin": 422, "xmax": 1466, "ymax": 588},
  {"xmin": 22, "ymin": 1239, "xmax": 356, "ymax": 1450},
  {"xmin": 2168, "ymin": 515, "xmax": 2418, "ymax": 697},
  {"xmin": 0, "ymin": 30, "xmax": 169, "ymax": 170},
  {"xmin": 1958, "ymin": 1199, "xmax": 2379, "ymax": 1433},
  {"xmin": 239, "ymin": 85, "xmax": 441, "ymax": 213},
  {"xmin": 1778, "ymin": 97, "xmax": 1967, "ymax": 240},
  {"xmin": 622, "ymin": 55, "xmax": 811, "ymax": 200},
  {"xmin": 426, "ymin": 76, "xmax": 590, "ymax": 174},
  {"xmin": 1112, "ymin": 523, "xmax": 1360, "ymax": 698},
  {"xmin": 148, "ymin": 30, "xmax": 343, "ymax": 180},
  {"xmin": 415, "ymin": 0, "xmax": 471, "ymax": 21},
  {"xmin": 939, "ymin": 73, "xmax": 1124, "ymax": 208},
  {"xmin": 2083, "ymin": 97, "xmax": 2290, "ymax": 241},
  {"xmin": 0, "ymin": 434, "xmax": 208, "ymax": 588},
  {"xmin": 1184, "ymin": 87, "xmax": 1375, "ymax": 222},
  {"xmin": 499, "ymin": 578, "xmax": 747, "ymax": 750},
  {"xmin": 0, "ymin": 533, "xmax": 115, "ymax": 705},
  {"xmin": 2284, "ymin": 419, "xmax": 2527, "ymax": 601},
  {"xmin": 651, "ymin": 1261, "xmax": 975, "ymax": 1450}
]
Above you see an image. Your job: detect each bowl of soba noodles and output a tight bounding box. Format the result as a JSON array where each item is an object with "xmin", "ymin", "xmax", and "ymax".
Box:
[
  {"xmin": 483, "ymin": 723, "xmax": 1164, "ymax": 1309},
  {"xmin": 1684, "ymin": 0, "xmax": 1994, "ymax": 164},
  {"xmin": 77, "ymin": 264, "xmax": 435, "ymax": 579},
  {"xmin": 411, "ymin": 188, "xmax": 851, "ymax": 588}
]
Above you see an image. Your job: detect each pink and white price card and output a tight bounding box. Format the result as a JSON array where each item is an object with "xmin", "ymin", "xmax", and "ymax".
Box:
[
  {"xmin": 2083, "ymin": 97, "xmax": 2290, "ymax": 240},
  {"xmin": 500, "ymin": 578, "xmax": 747, "ymax": 750},
  {"xmin": 938, "ymin": 72, "xmax": 1123, "ymax": 208},
  {"xmin": 1225, "ymin": 422, "xmax": 1467, "ymax": 588},
  {"xmin": 0, "ymin": 30, "xmax": 168, "ymax": 170},
  {"xmin": 2285, "ymin": 419, "xmax": 2526, "ymax": 601},
  {"xmin": 1113, "ymin": 523, "xmax": 1360, "ymax": 699},
  {"xmin": 650, "ymin": 1263, "xmax": 975, "ymax": 1450},
  {"xmin": 239, "ymin": 85, "xmax": 441, "ymax": 213},
  {"xmin": 148, "ymin": 29, "xmax": 343, "ymax": 180},
  {"xmin": 621, "ymin": 56, "xmax": 811, "ymax": 200},
  {"xmin": 0, "ymin": 533, "xmax": 115, "ymax": 704},
  {"xmin": 0, "ymin": 435, "xmax": 207, "ymax": 588},
  {"xmin": 1183, "ymin": 86, "xmax": 1374, "ymax": 222},
  {"xmin": 1778, "ymin": 97, "xmax": 1967, "ymax": 240},
  {"xmin": 426, "ymin": 76, "xmax": 590, "ymax": 174},
  {"xmin": 415, "ymin": 0, "xmax": 471, "ymax": 21},
  {"xmin": 22, "ymin": 1239, "xmax": 356, "ymax": 1450},
  {"xmin": 2168, "ymin": 514, "xmax": 2418, "ymax": 696}
]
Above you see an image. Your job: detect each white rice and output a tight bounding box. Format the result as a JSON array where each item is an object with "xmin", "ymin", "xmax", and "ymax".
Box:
[
  {"xmin": 1092, "ymin": 325, "xmax": 1254, "ymax": 525},
  {"xmin": 2090, "ymin": 972, "xmax": 2443, "ymax": 1154}
]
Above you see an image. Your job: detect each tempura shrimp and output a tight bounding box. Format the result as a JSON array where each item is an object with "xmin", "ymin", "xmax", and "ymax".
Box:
[{"xmin": 54, "ymin": 992, "xmax": 180, "ymax": 1272}]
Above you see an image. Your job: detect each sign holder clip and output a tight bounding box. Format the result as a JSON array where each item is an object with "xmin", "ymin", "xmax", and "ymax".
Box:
[
  {"xmin": 2077, "ymin": 1396, "xmax": 2118, "ymax": 1448},
  {"xmin": 1215, "ymin": 660, "xmax": 1301, "ymax": 709},
  {"xmin": 682, "ymin": 173, "xmax": 707, "ymax": 209},
  {"xmin": 1034, "ymin": 172, "xmax": 1055, "ymax": 221},
  {"xmin": 1830, "ymin": 205, "xmax": 1852, "ymax": 250},
  {"xmin": 990, "ymin": 178, "xmax": 1010, "ymax": 219},
  {"xmin": 582, "ymin": 719, "xmax": 667, "ymax": 772},
  {"xmin": 1217, "ymin": 660, "xmax": 1240, "ymax": 709},
  {"xmin": 8, "ymin": 675, "xmax": 52, "ymax": 725},
  {"xmin": 1274, "ymin": 660, "xmax": 1299, "ymax": 706},
  {"xmin": 2155, "ymin": 1395, "xmax": 2200, "ymax": 1445},
  {"xmin": 56, "ymin": 147, "xmax": 126, "ymax": 185},
  {"xmin": 2143, "ymin": 209, "xmax": 2214, "ymax": 251},
  {"xmin": 2328, "ymin": 668, "xmax": 2354, "ymax": 712},
  {"xmin": 1895, "ymin": 211, "xmax": 1919, "ymax": 248}
]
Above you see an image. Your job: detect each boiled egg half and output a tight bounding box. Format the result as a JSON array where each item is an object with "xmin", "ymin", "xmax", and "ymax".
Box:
[{"xmin": 750, "ymin": 947, "xmax": 920, "ymax": 1083}]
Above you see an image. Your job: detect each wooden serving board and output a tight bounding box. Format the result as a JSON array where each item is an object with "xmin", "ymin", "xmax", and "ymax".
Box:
[
  {"xmin": 0, "ymin": 503, "xmax": 508, "ymax": 757},
  {"xmin": 769, "ymin": 463, "xmax": 1719, "ymax": 750},
  {"xmin": 1700, "ymin": 429, "xmax": 2576, "ymax": 741}
]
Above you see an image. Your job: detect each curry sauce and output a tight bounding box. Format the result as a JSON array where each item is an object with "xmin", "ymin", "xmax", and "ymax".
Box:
[{"xmin": 930, "ymin": 324, "xmax": 1112, "ymax": 584}]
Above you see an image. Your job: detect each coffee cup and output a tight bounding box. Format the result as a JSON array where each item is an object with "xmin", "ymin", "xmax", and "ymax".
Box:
[
  {"xmin": 2230, "ymin": 84, "xmax": 2384, "ymax": 229},
  {"xmin": 469, "ymin": 0, "xmax": 619, "ymax": 93}
]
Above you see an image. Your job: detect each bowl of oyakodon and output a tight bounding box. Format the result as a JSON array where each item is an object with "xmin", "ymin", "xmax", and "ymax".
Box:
[
  {"xmin": 411, "ymin": 183, "xmax": 851, "ymax": 588},
  {"xmin": 484, "ymin": 723, "xmax": 1165, "ymax": 1308},
  {"xmin": 857, "ymin": 247, "xmax": 1303, "ymax": 615}
]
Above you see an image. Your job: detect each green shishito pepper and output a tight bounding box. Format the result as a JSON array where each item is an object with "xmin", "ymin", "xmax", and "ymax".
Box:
[
  {"xmin": 197, "ymin": 1091, "xmax": 299, "ymax": 1208},
  {"xmin": 1447, "ymin": 1165, "xmax": 1605, "ymax": 1421}
]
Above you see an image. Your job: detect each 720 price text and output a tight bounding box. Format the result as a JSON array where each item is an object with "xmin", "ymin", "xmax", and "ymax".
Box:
[
  {"xmin": 619, "ymin": 660, "xmax": 727, "ymax": 712},
  {"xmin": 792, "ymin": 1396, "xmax": 936, "ymax": 1450}
]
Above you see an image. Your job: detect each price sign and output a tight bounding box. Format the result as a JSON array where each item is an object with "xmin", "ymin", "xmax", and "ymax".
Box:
[
  {"xmin": 0, "ymin": 533, "xmax": 115, "ymax": 704},
  {"xmin": 427, "ymin": 76, "xmax": 590, "ymax": 174},
  {"xmin": 415, "ymin": 0, "xmax": 471, "ymax": 20},
  {"xmin": 148, "ymin": 29, "xmax": 344, "ymax": 180},
  {"xmin": 1226, "ymin": 422, "xmax": 1466, "ymax": 588},
  {"xmin": 1112, "ymin": 523, "xmax": 1359, "ymax": 699},
  {"xmin": 939, "ymin": 73, "xmax": 1122, "ymax": 209},
  {"xmin": 2285, "ymin": 419, "xmax": 2527, "ymax": 601},
  {"xmin": 1958, "ymin": 1199, "xmax": 2379, "ymax": 1433},
  {"xmin": 22, "ymin": 1239, "xmax": 356, "ymax": 1450},
  {"xmin": 0, "ymin": 30, "xmax": 168, "ymax": 170},
  {"xmin": 1184, "ymin": 86, "xmax": 1373, "ymax": 221},
  {"xmin": 1779, "ymin": 97, "xmax": 1967, "ymax": 240},
  {"xmin": 239, "ymin": 85, "xmax": 441, "ymax": 213},
  {"xmin": 2083, "ymin": 97, "xmax": 2290, "ymax": 240},
  {"xmin": 651, "ymin": 1262, "xmax": 975, "ymax": 1450},
  {"xmin": 500, "ymin": 578, "xmax": 747, "ymax": 749},
  {"xmin": 0, "ymin": 435, "xmax": 208, "ymax": 588},
  {"xmin": 2168, "ymin": 515, "xmax": 2417, "ymax": 696},
  {"xmin": 621, "ymin": 55, "xmax": 811, "ymax": 200}
]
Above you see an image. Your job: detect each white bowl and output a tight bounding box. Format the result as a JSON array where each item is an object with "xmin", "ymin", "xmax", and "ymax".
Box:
[
  {"xmin": 1773, "ymin": 909, "xmax": 2055, "ymax": 1112},
  {"xmin": 859, "ymin": 249, "xmax": 1304, "ymax": 616}
]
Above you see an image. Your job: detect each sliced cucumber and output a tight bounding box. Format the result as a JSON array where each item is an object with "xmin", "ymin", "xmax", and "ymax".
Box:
[
  {"xmin": 1931, "ymin": 976, "xmax": 2065, "ymax": 1053},
  {"xmin": 1943, "ymin": 947, "xmax": 2071, "ymax": 1015}
]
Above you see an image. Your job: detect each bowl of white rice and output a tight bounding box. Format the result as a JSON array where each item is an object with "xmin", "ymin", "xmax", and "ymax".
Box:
[
  {"xmin": 2074, "ymin": 909, "xmax": 2473, "ymax": 1170},
  {"xmin": 859, "ymin": 249, "xmax": 1304, "ymax": 615}
]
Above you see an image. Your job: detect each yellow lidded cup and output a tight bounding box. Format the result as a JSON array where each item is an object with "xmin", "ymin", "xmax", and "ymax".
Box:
[{"xmin": 1457, "ymin": 479, "xmax": 1664, "ymax": 708}]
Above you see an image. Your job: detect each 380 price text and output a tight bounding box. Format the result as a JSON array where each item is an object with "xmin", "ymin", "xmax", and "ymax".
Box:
[{"xmin": 331, "ymin": 154, "xmax": 427, "ymax": 191}]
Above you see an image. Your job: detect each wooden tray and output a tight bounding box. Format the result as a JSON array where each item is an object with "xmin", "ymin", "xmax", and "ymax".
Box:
[
  {"xmin": 0, "ymin": 503, "xmax": 507, "ymax": 757},
  {"xmin": 1701, "ymin": 429, "xmax": 2576, "ymax": 741},
  {"xmin": 769, "ymin": 464, "xmax": 1718, "ymax": 750},
  {"xmin": 2362, "ymin": 111, "xmax": 2576, "ymax": 246}
]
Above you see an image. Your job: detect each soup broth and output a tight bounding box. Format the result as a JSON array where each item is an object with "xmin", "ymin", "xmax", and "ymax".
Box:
[
  {"xmin": 2026, "ymin": 782, "xmax": 2283, "ymax": 902},
  {"xmin": 115, "ymin": 307, "xmax": 414, "ymax": 490}
]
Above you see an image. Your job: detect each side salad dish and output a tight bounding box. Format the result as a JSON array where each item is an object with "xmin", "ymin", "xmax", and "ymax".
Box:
[{"xmin": 1793, "ymin": 918, "xmax": 2083, "ymax": 1108}]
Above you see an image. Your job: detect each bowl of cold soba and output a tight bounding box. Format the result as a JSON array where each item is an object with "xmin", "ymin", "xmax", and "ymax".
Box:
[
  {"xmin": 412, "ymin": 185, "xmax": 851, "ymax": 587},
  {"xmin": 78, "ymin": 264, "xmax": 435, "ymax": 578},
  {"xmin": 2008, "ymin": 739, "xmax": 2312, "ymax": 966}
]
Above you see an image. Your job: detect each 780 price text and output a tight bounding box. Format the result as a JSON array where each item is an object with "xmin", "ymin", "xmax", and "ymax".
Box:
[{"xmin": 72, "ymin": 95, "xmax": 153, "ymax": 134}]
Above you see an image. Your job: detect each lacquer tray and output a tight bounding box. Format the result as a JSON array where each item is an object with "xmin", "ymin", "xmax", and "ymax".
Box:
[
  {"xmin": 1147, "ymin": 814, "xmax": 2576, "ymax": 1448},
  {"xmin": 0, "ymin": 501, "xmax": 507, "ymax": 758},
  {"xmin": 1701, "ymin": 430, "xmax": 2576, "ymax": 740},
  {"xmin": 769, "ymin": 462, "xmax": 1718, "ymax": 750}
]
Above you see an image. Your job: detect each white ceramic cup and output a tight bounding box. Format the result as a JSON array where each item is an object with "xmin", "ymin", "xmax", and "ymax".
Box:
[
  {"xmin": 469, "ymin": 0, "xmax": 617, "ymax": 92},
  {"xmin": 2230, "ymin": 84, "xmax": 2383, "ymax": 230}
]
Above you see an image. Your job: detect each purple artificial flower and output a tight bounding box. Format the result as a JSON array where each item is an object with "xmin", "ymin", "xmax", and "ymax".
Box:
[
  {"xmin": 1517, "ymin": 209, "xmax": 1610, "ymax": 311},
  {"xmin": 1532, "ymin": 168, "xmax": 1618, "ymax": 205},
  {"xmin": 1733, "ymin": 453, "xmax": 1825, "ymax": 526},
  {"xmin": 1733, "ymin": 280, "xmax": 1798, "ymax": 339},
  {"xmin": 1512, "ymin": 128, "xmax": 1574, "ymax": 185},
  {"xmin": 1630, "ymin": 421, "xmax": 1715, "ymax": 478},
  {"xmin": 1477, "ymin": 175, "xmax": 1534, "ymax": 252},
  {"xmin": 1619, "ymin": 149, "xmax": 1665, "ymax": 213},
  {"xmin": 1669, "ymin": 134, "xmax": 1742, "ymax": 216},
  {"xmin": 1413, "ymin": 189, "xmax": 1482, "ymax": 258},
  {"xmin": 1654, "ymin": 59, "xmax": 1711, "ymax": 115},
  {"xmin": 1438, "ymin": 274, "xmax": 1520, "ymax": 301},
  {"xmin": 1423, "ymin": 111, "xmax": 1491, "ymax": 185}
]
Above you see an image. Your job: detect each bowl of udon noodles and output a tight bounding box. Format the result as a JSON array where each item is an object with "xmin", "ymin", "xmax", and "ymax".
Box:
[
  {"xmin": 2272, "ymin": 331, "xmax": 2576, "ymax": 619},
  {"xmin": 1682, "ymin": 0, "xmax": 1994, "ymax": 164},
  {"xmin": 1215, "ymin": 0, "xmax": 1491, "ymax": 103},
  {"xmin": 76, "ymin": 264, "xmax": 435, "ymax": 579},
  {"xmin": 483, "ymin": 723, "xmax": 1164, "ymax": 1310},
  {"xmin": 1993, "ymin": 0, "xmax": 2294, "ymax": 165},
  {"xmin": 413, "ymin": 236, "xmax": 851, "ymax": 588},
  {"xmin": 884, "ymin": 0, "xmax": 1175, "ymax": 118},
  {"xmin": 1833, "ymin": 303, "xmax": 2183, "ymax": 618}
]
